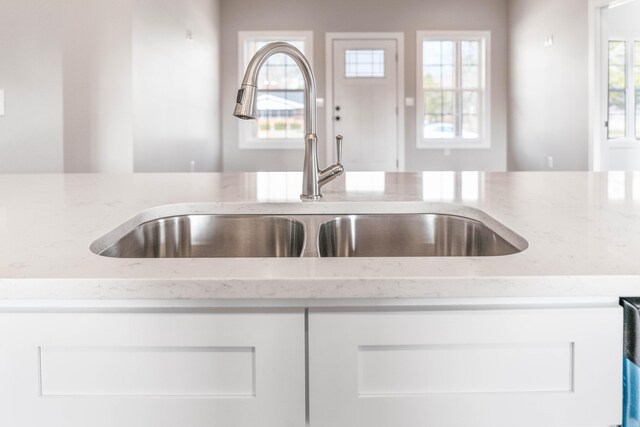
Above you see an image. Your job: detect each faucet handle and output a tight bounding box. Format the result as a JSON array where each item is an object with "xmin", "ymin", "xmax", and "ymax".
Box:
[{"xmin": 336, "ymin": 135, "xmax": 344, "ymax": 164}]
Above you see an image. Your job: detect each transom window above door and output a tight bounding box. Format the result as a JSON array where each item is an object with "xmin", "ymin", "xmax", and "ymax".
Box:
[
  {"xmin": 238, "ymin": 31, "xmax": 313, "ymax": 149},
  {"xmin": 344, "ymin": 49, "xmax": 385, "ymax": 78},
  {"xmin": 416, "ymin": 31, "xmax": 491, "ymax": 149},
  {"xmin": 606, "ymin": 39, "xmax": 640, "ymax": 142}
]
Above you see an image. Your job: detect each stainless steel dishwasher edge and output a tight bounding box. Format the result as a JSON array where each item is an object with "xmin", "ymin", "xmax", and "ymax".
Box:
[{"xmin": 622, "ymin": 298, "xmax": 640, "ymax": 427}]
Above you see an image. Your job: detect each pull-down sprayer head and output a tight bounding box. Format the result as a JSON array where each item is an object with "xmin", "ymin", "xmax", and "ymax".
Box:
[{"xmin": 233, "ymin": 84, "xmax": 257, "ymax": 120}]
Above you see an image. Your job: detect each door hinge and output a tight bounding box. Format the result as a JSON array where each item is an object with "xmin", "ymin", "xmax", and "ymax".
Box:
[
  {"xmin": 396, "ymin": 106, "xmax": 399, "ymax": 115},
  {"xmin": 605, "ymin": 120, "xmax": 609, "ymax": 128}
]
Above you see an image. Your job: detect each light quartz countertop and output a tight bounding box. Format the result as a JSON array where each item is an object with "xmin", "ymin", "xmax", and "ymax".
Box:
[{"xmin": 1, "ymin": 171, "xmax": 640, "ymax": 301}]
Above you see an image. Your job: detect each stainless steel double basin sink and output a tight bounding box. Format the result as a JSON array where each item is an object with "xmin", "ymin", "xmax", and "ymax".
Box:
[{"xmin": 93, "ymin": 213, "xmax": 527, "ymax": 258}]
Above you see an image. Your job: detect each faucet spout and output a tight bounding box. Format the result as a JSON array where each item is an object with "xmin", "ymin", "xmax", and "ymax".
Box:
[
  {"xmin": 234, "ymin": 42, "xmax": 316, "ymax": 135},
  {"xmin": 234, "ymin": 42, "xmax": 344, "ymax": 200}
]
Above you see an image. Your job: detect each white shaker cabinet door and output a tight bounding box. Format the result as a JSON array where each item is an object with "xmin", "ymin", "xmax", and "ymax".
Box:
[
  {"xmin": 0, "ymin": 310, "xmax": 305, "ymax": 427},
  {"xmin": 309, "ymin": 307, "xmax": 622, "ymax": 427}
]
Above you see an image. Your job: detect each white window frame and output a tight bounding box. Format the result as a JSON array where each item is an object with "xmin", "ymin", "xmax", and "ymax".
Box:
[
  {"xmin": 416, "ymin": 31, "xmax": 491, "ymax": 149},
  {"xmin": 606, "ymin": 38, "xmax": 640, "ymax": 145},
  {"xmin": 237, "ymin": 31, "xmax": 313, "ymax": 150}
]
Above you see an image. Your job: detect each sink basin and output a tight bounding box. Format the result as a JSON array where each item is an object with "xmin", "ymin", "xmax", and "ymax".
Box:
[
  {"xmin": 317, "ymin": 214, "xmax": 521, "ymax": 257},
  {"xmin": 98, "ymin": 215, "xmax": 305, "ymax": 258},
  {"xmin": 92, "ymin": 208, "xmax": 527, "ymax": 259}
]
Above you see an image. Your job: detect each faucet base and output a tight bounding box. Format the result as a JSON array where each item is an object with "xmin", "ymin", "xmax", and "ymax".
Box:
[{"xmin": 300, "ymin": 194, "xmax": 323, "ymax": 200}]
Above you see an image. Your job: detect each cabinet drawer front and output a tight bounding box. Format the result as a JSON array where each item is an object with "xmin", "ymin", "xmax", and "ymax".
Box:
[
  {"xmin": 309, "ymin": 307, "xmax": 622, "ymax": 427},
  {"xmin": 0, "ymin": 311, "xmax": 305, "ymax": 427}
]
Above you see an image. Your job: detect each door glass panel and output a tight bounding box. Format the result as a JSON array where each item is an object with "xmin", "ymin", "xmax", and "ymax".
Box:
[
  {"xmin": 608, "ymin": 40, "xmax": 626, "ymax": 140},
  {"xmin": 635, "ymin": 41, "xmax": 640, "ymax": 140},
  {"xmin": 345, "ymin": 49, "xmax": 385, "ymax": 78}
]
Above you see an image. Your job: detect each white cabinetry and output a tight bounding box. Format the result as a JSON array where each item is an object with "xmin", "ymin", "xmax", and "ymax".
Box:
[
  {"xmin": 0, "ymin": 305, "xmax": 623, "ymax": 427},
  {"xmin": 0, "ymin": 310, "xmax": 305, "ymax": 427},
  {"xmin": 309, "ymin": 306, "xmax": 622, "ymax": 427}
]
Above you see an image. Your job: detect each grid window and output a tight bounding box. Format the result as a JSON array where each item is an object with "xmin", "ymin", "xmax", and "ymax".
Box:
[
  {"xmin": 461, "ymin": 40, "xmax": 481, "ymax": 138},
  {"xmin": 420, "ymin": 35, "xmax": 485, "ymax": 143},
  {"xmin": 608, "ymin": 40, "xmax": 627, "ymax": 140},
  {"xmin": 345, "ymin": 49, "xmax": 385, "ymax": 78},
  {"xmin": 242, "ymin": 36, "xmax": 310, "ymax": 142}
]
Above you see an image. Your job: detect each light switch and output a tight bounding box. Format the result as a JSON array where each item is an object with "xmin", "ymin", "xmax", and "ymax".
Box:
[
  {"xmin": 0, "ymin": 90, "xmax": 4, "ymax": 116},
  {"xmin": 405, "ymin": 97, "xmax": 415, "ymax": 107},
  {"xmin": 316, "ymin": 98, "xmax": 325, "ymax": 108}
]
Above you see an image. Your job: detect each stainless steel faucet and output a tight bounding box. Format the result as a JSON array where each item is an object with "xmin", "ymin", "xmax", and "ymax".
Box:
[{"xmin": 233, "ymin": 42, "xmax": 345, "ymax": 200}]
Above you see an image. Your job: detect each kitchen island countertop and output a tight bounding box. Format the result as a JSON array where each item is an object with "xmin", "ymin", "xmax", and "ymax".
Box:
[{"xmin": 1, "ymin": 171, "xmax": 638, "ymax": 301}]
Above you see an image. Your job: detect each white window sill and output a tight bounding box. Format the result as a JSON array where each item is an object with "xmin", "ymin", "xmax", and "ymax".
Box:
[
  {"xmin": 608, "ymin": 138, "xmax": 640, "ymax": 148},
  {"xmin": 239, "ymin": 140, "xmax": 304, "ymax": 150},
  {"xmin": 417, "ymin": 139, "xmax": 491, "ymax": 150}
]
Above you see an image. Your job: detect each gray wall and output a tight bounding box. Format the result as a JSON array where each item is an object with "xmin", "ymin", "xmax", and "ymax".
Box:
[
  {"xmin": 0, "ymin": 0, "xmax": 64, "ymax": 173},
  {"xmin": 63, "ymin": 0, "xmax": 134, "ymax": 173},
  {"xmin": 133, "ymin": 0, "xmax": 222, "ymax": 172},
  {"xmin": 220, "ymin": 0, "xmax": 509, "ymax": 172},
  {"xmin": 0, "ymin": 0, "xmax": 600, "ymax": 173},
  {"xmin": 0, "ymin": 0, "xmax": 222, "ymax": 173},
  {"xmin": 508, "ymin": 0, "xmax": 589, "ymax": 171}
]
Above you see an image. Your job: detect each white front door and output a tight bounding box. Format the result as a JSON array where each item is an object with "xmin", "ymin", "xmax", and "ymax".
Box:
[{"xmin": 331, "ymin": 38, "xmax": 399, "ymax": 171}]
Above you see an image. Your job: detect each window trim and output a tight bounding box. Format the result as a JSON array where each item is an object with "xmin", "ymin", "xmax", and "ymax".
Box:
[
  {"xmin": 416, "ymin": 30, "xmax": 491, "ymax": 150},
  {"xmin": 606, "ymin": 37, "xmax": 640, "ymax": 146},
  {"xmin": 237, "ymin": 31, "xmax": 313, "ymax": 150}
]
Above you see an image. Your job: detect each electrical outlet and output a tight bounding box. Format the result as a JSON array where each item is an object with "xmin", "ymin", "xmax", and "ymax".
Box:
[{"xmin": 547, "ymin": 156, "xmax": 554, "ymax": 169}]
